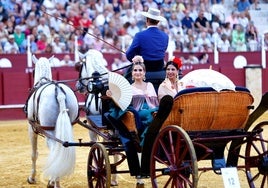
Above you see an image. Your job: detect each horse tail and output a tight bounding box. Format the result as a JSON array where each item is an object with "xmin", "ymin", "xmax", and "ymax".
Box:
[{"xmin": 43, "ymin": 84, "xmax": 76, "ymax": 181}]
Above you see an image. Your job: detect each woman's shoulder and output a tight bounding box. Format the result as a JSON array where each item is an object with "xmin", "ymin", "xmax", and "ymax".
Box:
[{"xmin": 146, "ymin": 82, "xmax": 154, "ymax": 88}]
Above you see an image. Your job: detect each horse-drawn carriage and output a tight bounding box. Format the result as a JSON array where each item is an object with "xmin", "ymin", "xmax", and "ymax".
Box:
[{"xmin": 25, "ymin": 52, "xmax": 268, "ymax": 188}]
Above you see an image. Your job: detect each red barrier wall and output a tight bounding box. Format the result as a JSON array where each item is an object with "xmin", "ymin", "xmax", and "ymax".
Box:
[{"xmin": 2, "ymin": 72, "xmax": 30, "ymax": 105}]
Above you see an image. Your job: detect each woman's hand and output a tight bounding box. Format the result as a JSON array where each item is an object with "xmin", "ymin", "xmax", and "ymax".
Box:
[{"xmin": 106, "ymin": 90, "xmax": 112, "ymax": 97}]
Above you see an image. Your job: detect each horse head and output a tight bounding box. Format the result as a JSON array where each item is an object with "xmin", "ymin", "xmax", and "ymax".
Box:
[
  {"xmin": 32, "ymin": 55, "xmax": 54, "ymax": 86},
  {"xmin": 76, "ymin": 49, "xmax": 109, "ymax": 113},
  {"xmin": 76, "ymin": 49, "xmax": 108, "ymax": 94}
]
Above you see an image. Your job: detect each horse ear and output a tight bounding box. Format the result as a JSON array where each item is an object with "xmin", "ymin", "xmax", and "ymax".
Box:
[
  {"xmin": 78, "ymin": 51, "xmax": 86, "ymax": 59},
  {"xmin": 48, "ymin": 55, "xmax": 54, "ymax": 63},
  {"xmin": 32, "ymin": 55, "xmax": 38, "ymax": 64}
]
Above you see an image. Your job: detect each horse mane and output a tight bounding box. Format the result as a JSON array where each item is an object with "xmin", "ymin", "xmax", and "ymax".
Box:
[
  {"xmin": 81, "ymin": 49, "xmax": 109, "ymax": 77},
  {"xmin": 33, "ymin": 57, "xmax": 53, "ymax": 85}
]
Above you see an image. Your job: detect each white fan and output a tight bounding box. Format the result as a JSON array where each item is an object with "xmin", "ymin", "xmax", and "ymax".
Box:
[{"xmin": 108, "ymin": 71, "xmax": 132, "ymax": 111}]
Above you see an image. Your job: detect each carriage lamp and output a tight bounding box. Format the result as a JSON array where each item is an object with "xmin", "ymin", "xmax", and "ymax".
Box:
[{"xmin": 87, "ymin": 71, "xmax": 104, "ymax": 95}]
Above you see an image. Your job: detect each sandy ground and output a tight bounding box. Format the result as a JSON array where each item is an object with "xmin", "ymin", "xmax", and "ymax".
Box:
[{"xmin": 0, "ymin": 113, "xmax": 267, "ymax": 188}]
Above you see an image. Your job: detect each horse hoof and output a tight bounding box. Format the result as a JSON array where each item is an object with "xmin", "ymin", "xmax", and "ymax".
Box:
[
  {"xmin": 47, "ymin": 181, "xmax": 54, "ymax": 188},
  {"xmin": 27, "ymin": 177, "xmax": 36, "ymax": 184},
  {"xmin": 136, "ymin": 183, "xmax": 145, "ymax": 188},
  {"xmin": 111, "ymin": 180, "xmax": 118, "ymax": 186}
]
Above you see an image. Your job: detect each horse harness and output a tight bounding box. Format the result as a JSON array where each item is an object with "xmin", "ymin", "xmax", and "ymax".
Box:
[{"xmin": 25, "ymin": 79, "xmax": 68, "ymax": 135}]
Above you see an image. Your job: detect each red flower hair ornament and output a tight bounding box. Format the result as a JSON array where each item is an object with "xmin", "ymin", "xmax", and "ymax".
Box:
[{"xmin": 172, "ymin": 56, "xmax": 182, "ymax": 69}]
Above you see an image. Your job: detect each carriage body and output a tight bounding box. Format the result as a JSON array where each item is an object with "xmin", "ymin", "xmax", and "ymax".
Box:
[{"xmin": 78, "ymin": 81, "xmax": 268, "ymax": 187}]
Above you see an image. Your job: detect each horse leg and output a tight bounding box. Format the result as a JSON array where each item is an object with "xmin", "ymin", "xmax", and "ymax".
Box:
[
  {"xmin": 47, "ymin": 177, "xmax": 60, "ymax": 188},
  {"xmin": 111, "ymin": 154, "xmax": 119, "ymax": 186},
  {"xmin": 89, "ymin": 129, "xmax": 98, "ymax": 142},
  {"xmin": 27, "ymin": 123, "xmax": 38, "ymax": 184}
]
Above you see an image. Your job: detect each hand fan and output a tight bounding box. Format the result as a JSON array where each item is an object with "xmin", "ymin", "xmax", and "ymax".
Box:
[{"xmin": 108, "ymin": 71, "xmax": 132, "ymax": 111}]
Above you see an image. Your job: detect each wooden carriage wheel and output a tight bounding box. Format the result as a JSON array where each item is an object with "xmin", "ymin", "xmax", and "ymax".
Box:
[
  {"xmin": 87, "ymin": 143, "xmax": 111, "ymax": 188},
  {"xmin": 150, "ymin": 125, "xmax": 198, "ymax": 188},
  {"xmin": 245, "ymin": 121, "xmax": 268, "ymax": 188}
]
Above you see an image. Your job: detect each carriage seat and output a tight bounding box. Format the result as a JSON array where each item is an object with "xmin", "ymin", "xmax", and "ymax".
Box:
[
  {"xmin": 145, "ymin": 70, "xmax": 165, "ymax": 92},
  {"xmin": 161, "ymin": 86, "xmax": 254, "ymax": 131}
]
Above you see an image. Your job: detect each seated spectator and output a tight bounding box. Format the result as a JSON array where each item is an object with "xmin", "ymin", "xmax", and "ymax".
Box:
[
  {"xmin": 199, "ymin": 53, "xmax": 210, "ymax": 64},
  {"xmin": 231, "ymin": 24, "xmax": 247, "ymax": 52},
  {"xmin": 237, "ymin": 12, "xmax": 249, "ymax": 29},
  {"xmin": 211, "ymin": 2, "xmax": 226, "ymax": 23},
  {"xmin": 28, "ymin": 34, "xmax": 38, "ymax": 53},
  {"xmin": 200, "ymin": 43, "xmax": 213, "ymax": 52},
  {"xmin": 111, "ymin": 54, "xmax": 131, "ymax": 75},
  {"xmin": 222, "ymin": 22, "xmax": 232, "ymax": 41},
  {"xmin": 183, "ymin": 41, "xmax": 199, "ymax": 53},
  {"xmin": 60, "ymin": 54, "xmax": 75, "ymax": 66},
  {"xmin": 196, "ymin": 31, "xmax": 212, "ymax": 50},
  {"xmin": 0, "ymin": 22, "xmax": 8, "ymax": 48},
  {"xmin": 225, "ymin": 11, "xmax": 239, "ymax": 29},
  {"xmin": 3, "ymin": 34, "xmax": 19, "ymax": 54},
  {"xmin": 37, "ymin": 17, "xmax": 51, "ymax": 39},
  {"xmin": 194, "ymin": 10, "xmax": 212, "ymax": 33},
  {"xmin": 161, "ymin": 0, "xmax": 172, "ymax": 20},
  {"xmin": 13, "ymin": 25, "xmax": 26, "ymax": 53},
  {"xmin": 25, "ymin": 11, "xmax": 38, "ymax": 32},
  {"xmin": 236, "ymin": 0, "xmax": 251, "ymax": 13},
  {"xmin": 51, "ymin": 35, "xmax": 66, "ymax": 53},
  {"xmin": 36, "ymin": 33, "xmax": 48, "ymax": 53},
  {"xmin": 127, "ymin": 19, "xmax": 140, "ymax": 38},
  {"xmin": 246, "ymin": 21, "xmax": 259, "ymax": 51},
  {"xmin": 217, "ymin": 33, "xmax": 231, "ymax": 52},
  {"xmin": 168, "ymin": 11, "xmax": 181, "ymax": 29},
  {"xmin": 211, "ymin": 26, "xmax": 223, "ymax": 45},
  {"xmin": 181, "ymin": 10, "xmax": 194, "ymax": 31},
  {"xmin": 184, "ymin": 52, "xmax": 199, "ymax": 64}
]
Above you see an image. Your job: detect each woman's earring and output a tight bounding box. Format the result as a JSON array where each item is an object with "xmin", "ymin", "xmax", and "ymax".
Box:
[{"xmin": 143, "ymin": 76, "xmax": 146, "ymax": 81}]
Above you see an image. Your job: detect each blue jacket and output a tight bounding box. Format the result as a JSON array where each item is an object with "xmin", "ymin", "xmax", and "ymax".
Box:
[{"xmin": 126, "ymin": 27, "xmax": 169, "ymax": 63}]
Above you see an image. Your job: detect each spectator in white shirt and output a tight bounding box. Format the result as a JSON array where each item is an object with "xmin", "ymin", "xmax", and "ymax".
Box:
[
  {"xmin": 51, "ymin": 35, "xmax": 65, "ymax": 53},
  {"xmin": 127, "ymin": 19, "xmax": 140, "ymax": 37},
  {"xmin": 217, "ymin": 33, "xmax": 231, "ymax": 52},
  {"xmin": 4, "ymin": 35, "xmax": 19, "ymax": 54},
  {"xmin": 37, "ymin": 17, "xmax": 51, "ymax": 39}
]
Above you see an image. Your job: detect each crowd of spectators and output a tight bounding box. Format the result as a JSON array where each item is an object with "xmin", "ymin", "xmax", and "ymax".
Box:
[{"xmin": 0, "ymin": 0, "xmax": 267, "ymax": 60}]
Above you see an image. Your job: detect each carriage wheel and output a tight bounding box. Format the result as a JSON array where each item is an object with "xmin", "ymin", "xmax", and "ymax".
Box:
[
  {"xmin": 150, "ymin": 125, "xmax": 198, "ymax": 188},
  {"xmin": 245, "ymin": 121, "xmax": 268, "ymax": 188},
  {"xmin": 87, "ymin": 143, "xmax": 111, "ymax": 188}
]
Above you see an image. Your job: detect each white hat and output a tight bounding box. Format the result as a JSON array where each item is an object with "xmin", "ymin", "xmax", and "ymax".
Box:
[
  {"xmin": 141, "ymin": 8, "xmax": 165, "ymax": 22},
  {"xmin": 9, "ymin": 34, "xmax": 14, "ymax": 39}
]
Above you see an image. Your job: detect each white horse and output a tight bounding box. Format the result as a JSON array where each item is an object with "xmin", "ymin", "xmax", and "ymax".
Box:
[
  {"xmin": 26, "ymin": 55, "xmax": 79, "ymax": 188},
  {"xmin": 76, "ymin": 49, "xmax": 120, "ymax": 186}
]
